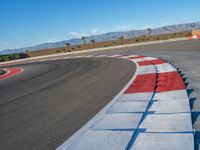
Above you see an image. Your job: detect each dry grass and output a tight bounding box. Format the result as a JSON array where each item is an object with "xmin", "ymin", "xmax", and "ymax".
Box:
[{"xmin": 28, "ymin": 31, "xmax": 191, "ymax": 57}]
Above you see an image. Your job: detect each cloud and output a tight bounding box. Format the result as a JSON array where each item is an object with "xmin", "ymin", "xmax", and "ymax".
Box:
[
  {"xmin": 115, "ymin": 24, "xmax": 155, "ymax": 30},
  {"xmin": 114, "ymin": 24, "xmax": 137, "ymax": 31},
  {"xmin": 69, "ymin": 32, "xmax": 87, "ymax": 38},
  {"xmin": 138, "ymin": 25, "xmax": 152, "ymax": 30},
  {"xmin": 69, "ymin": 28, "xmax": 106, "ymax": 38},
  {"xmin": 44, "ymin": 38, "xmax": 61, "ymax": 43},
  {"xmin": 159, "ymin": 21, "xmax": 176, "ymax": 27},
  {"xmin": 88, "ymin": 24, "xmax": 137, "ymax": 33},
  {"xmin": 90, "ymin": 28, "xmax": 106, "ymax": 34}
]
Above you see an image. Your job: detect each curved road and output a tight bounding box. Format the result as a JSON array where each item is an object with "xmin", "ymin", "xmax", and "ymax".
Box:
[{"xmin": 0, "ymin": 57, "xmax": 136, "ymax": 150}]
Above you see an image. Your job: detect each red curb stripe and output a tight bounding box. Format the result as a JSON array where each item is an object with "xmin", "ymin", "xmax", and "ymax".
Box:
[
  {"xmin": 155, "ymin": 71, "xmax": 185, "ymax": 92},
  {"xmin": 125, "ymin": 74, "xmax": 156, "ymax": 93},
  {"xmin": 188, "ymin": 34, "xmax": 200, "ymax": 40},
  {"xmin": 137, "ymin": 59, "xmax": 166, "ymax": 66},
  {"xmin": 125, "ymin": 71, "xmax": 185, "ymax": 93},
  {"xmin": 0, "ymin": 67, "xmax": 23, "ymax": 80}
]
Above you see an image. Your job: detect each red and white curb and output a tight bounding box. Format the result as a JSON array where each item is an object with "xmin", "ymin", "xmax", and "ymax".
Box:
[
  {"xmin": 0, "ymin": 67, "xmax": 23, "ymax": 80},
  {"xmin": 56, "ymin": 55, "xmax": 194, "ymax": 150},
  {"xmin": 189, "ymin": 35, "xmax": 200, "ymax": 40}
]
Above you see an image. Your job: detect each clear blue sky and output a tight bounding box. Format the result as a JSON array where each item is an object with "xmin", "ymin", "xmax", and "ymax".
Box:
[{"xmin": 0, "ymin": 0, "xmax": 200, "ymax": 51}]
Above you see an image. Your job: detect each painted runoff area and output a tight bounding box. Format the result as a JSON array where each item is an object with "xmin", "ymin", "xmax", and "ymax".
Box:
[
  {"xmin": 0, "ymin": 67, "xmax": 23, "ymax": 80},
  {"xmin": 56, "ymin": 54, "xmax": 194, "ymax": 150}
]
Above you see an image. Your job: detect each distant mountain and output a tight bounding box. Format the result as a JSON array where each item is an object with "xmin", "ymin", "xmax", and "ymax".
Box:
[{"xmin": 1, "ymin": 22, "xmax": 200, "ymax": 55}]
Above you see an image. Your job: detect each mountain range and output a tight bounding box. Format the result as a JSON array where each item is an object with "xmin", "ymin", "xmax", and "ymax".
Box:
[{"xmin": 0, "ymin": 22, "xmax": 200, "ymax": 55}]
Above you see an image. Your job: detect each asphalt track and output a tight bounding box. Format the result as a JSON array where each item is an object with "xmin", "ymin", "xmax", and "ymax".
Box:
[{"xmin": 0, "ymin": 58, "xmax": 136, "ymax": 150}]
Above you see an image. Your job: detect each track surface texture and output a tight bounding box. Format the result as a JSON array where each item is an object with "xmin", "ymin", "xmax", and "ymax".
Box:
[
  {"xmin": 81, "ymin": 38, "xmax": 200, "ymax": 149},
  {"xmin": 0, "ymin": 58, "xmax": 136, "ymax": 150}
]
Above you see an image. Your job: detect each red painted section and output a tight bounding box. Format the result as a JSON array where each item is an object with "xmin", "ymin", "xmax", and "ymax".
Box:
[
  {"xmin": 125, "ymin": 74, "xmax": 156, "ymax": 93},
  {"xmin": 137, "ymin": 61, "xmax": 152, "ymax": 66},
  {"xmin": 188, "ymin": 35, "xmax": 200, "ymax": 40},
  {"xmin": 155, "ymin": 71, "xmax": 185, "ymax": 92},
  {"xmin": 0, "ymin": 67, "xmax": 23, "ymax": 80},
  {"xmin": 137, "ymin": 59, "xmax": 166, "ymax": 66},
  {"xmin": 125, "ymin": 70, "xmax": 185, "ymax": 93}
]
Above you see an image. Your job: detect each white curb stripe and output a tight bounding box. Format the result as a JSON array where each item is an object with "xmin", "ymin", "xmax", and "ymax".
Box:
[
  {"xmin": 155, "ymin": 63, "xmax": 177, "ymax": 73},
  {"xmin": 131, "ymin": 133, "xmax": 193, "ymax": 150},
  {"xmin": 91, "ymin": 113, "xmax": 143, "ymax": 130},
  {"xmin": 118, "ymin": 93, "xmax": 153, "ymax": 101},
  {"xmin": 137, "ymin": 65, "xmax": 156, "ymax": 75},
  {"xmin": 65, "ymin": 130, "xmax": 133, "ymax": 150},
  {"xmin": 140, "ymin": 113, "xmax": 193, "ymax": 132},
  {"xmin": 106, "ymin": 101, "xmax": 149, "ymax": 113},
  {"xmin": 149, "ymin": 100, "xmax": 191, "ymax": 113}
]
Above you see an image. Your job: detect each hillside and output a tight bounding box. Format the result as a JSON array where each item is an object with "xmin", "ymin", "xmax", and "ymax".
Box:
[{"xmin": 0, "ymin": 22, "xmax": 200, "ymax": 55}]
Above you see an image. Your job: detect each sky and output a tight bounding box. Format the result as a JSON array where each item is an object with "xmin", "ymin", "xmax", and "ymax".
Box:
[{"xmin": 0, "ymin": 0, "xmax": 200, "ymax": 51}]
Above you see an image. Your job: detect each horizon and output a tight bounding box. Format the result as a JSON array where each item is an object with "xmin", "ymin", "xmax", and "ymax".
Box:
[
  {"xmin": 1, "ymin": 0, "xmax": 200, "ymax": 51},
  {"xmin": 1, "ymin": 21, "xmax": 199, "ymax": 51}
]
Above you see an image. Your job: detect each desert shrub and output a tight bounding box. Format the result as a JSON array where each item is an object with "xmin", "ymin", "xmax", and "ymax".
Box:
[{"xmin": 56, "ymin": 50, "xmax": 61, "ymax": 53}]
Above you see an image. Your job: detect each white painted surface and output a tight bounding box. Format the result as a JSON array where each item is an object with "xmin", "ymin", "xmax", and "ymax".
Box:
[
  {"xmin": 149, "ymin": 100, "xmax": 191, "ymax": 113},
  {"xmin": 65, "ymin": 130, "xmax": 133, "ymax": 150},
  {"xmin": 153, "ymin": 90, "xmax": 189, "ymax": 101},
  {"xmin": 155, "ymin": 63, "xmax": 177, "ymax": 73},
  {"xmin": 130, "ymin": 133, "xmax": 194, "ymax": 150},
  {"xmin": 140, "ymin": 113, "xmax": 193, "ymax": 132},
  {"xmin": 129, "ymin": 57, "xmax": 157, "ymax": 62},
  {"xmin": 137, "ymin": 65, "xmax": 156, "ymax": 75},
  {"xmin": 118, "ymin": 93, "xmax": 153, "ymax": 101},
  {"xmin": 107, "ymin": 101, "xmax": 148, "ymax": 113},
  {"xmin": 143, "ymin": 57, "xmax": 158, "ymax": 61},
  {"xmin": 92, "ymin": 113, "xmax": 142, "ymax": 130}
]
